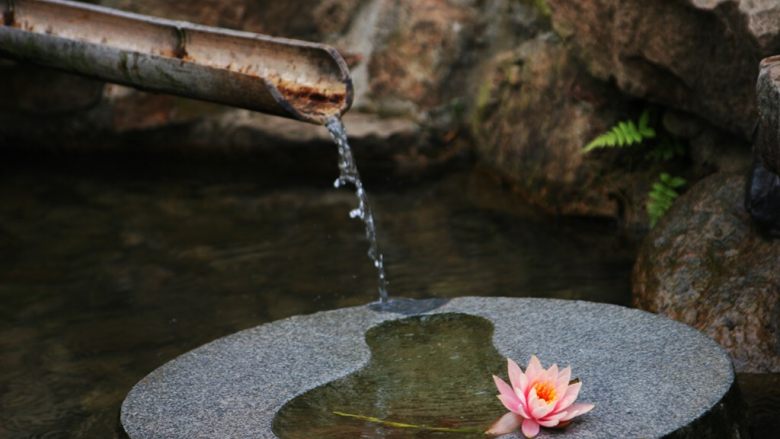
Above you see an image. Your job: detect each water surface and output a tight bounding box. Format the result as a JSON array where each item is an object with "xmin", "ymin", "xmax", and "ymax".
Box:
[
  {"xmin": 273, "ymin": 313, "xmax": 504, "ymax": 439},
  {"xmin": 0, "ymin": 150, "xmax": 635, "ymax": 438}
]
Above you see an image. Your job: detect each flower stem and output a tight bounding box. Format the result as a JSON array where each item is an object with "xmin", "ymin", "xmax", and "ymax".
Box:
[{"xmin": 332, "ymin": 411, "xmax": 486, "ymax": 434}]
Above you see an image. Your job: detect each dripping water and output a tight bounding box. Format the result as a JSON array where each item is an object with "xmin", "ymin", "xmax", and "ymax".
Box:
[{"xmin": 326, "ymin": 116, "xmax": 390, "ymax": 303}]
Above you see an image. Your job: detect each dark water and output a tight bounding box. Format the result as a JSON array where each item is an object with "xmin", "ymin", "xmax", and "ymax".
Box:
[
  {"xmin": 0, "ymin": 150, "xmax": 638, "ymax": 438},
  {"xmin": 273, "ymin": 313, "xmax": 504, "ymax": 439}
]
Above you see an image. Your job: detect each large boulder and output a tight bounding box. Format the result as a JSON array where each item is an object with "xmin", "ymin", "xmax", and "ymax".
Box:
[
  {"xmin": 470, "ymin": 35, "xmax": 628, "ymax": 219},
  {"xmin": 748, "ymin": 56, "xmax": 780, "ymax": 235},
  {"xmin": 756, "ymin": 55, "xmax": 780, "ymax": 175},
  {"xmin": 468, "ymin": 32, "xmax": 682, "ymax": 225},
  {"xmin": 633, "ymin": 173, "xmax": 780, "ymax": 372},
  {"xmin": 0, "ymin": 0, "xmax": 761, "ymax": 226},
  {"xmin": 547, "ymin": 0, "xmax": 780, "ymax": 138}
]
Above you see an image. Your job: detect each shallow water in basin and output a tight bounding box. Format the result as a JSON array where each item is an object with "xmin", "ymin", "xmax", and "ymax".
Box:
[
  {"xmin": 273, "ymin": 313, "xmax": 504, "ymax": 439},
  {"xmin": 0, "ymin": 151, "xmax": 637, "ymax": 438}
]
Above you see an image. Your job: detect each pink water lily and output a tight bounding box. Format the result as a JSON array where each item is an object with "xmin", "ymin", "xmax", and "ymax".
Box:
[{"xmin": 487, "ymin": 355, "xmax": 594, "ymax": 438}]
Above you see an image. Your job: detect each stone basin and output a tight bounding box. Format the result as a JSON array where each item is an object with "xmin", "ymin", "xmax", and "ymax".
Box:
[{"xmin": 120, "ymin": 297, "xmax": 745, "ymax": 438}]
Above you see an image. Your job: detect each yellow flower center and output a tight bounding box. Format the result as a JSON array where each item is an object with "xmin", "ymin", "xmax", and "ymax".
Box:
[{"xmin": 532, "ymin": 380, "xmax": 557, "ymax": 403}]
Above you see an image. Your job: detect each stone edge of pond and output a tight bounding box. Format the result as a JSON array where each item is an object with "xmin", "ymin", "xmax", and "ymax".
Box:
[{"xmin": 120, "ymin": 297, "xmax": 745, "ymax": 439}]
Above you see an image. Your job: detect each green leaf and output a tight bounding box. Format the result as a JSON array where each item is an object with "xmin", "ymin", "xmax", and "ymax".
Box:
[
  {"xmin": 627, "ymin": 121, "xmax": 641, "ymax": 143},
  {"xmin": 647, "ymin": 173, "xmax": 686, "ymax": 227},
  {"xmin": 583, "ymin": 110, "xmax": 657, "ymax": 152},
  {"xmin": 638, "ymin": 110, "xmax": 650, "ymax": 130}
]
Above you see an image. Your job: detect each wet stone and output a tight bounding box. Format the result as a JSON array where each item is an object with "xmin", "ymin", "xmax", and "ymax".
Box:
[{"xmin": 121, "ymin": 297, "xmax": 745, "ymax": 438}]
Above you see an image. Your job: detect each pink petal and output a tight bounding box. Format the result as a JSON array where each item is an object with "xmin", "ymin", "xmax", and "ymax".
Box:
[
  {"xmin": 531, "ymin": 400, "xmax": 556, "ymax": 420},
  {"xmin": 486, "ymin": 412, "xmax": 521, "ymax": 435},
  {"xmin": 537, "ymin": 417, "xmax": 561, "ymax": 428},
  {"xmin": 536, "ymin": 410, "xmax": 566, "ymax": 423},
  {"xmin": 495, "ymin": 375, "xmax": 530, "ymax": 417},
  {"xmin": 497, "ymin": 394, "xmax": 518, "ymax": 414},
  {"xmin": 494, "ymin": 376, "xmax": 520, "ymax": 406},
  {"xmin": 525, "ymin": 355, "xmax": 543, "ymax": 383},
  {"xmin": 559, "ymin": 403, "xmax": 595, "ymax": 421},
  {"xmin": 546, "ymin": 364, "xmax": 559, "ymax": 382},
  {"xmin": 498, "ymin": 395, "xmax": 530, "ymax": 418},
  {"xmin": 508, "ymin": 358, "xmax": 528, "ymax": 393},
  {"xmin": 527, "ymin": 387, "xmax": 556, "ymax": 419},
  {"xmin": 538, "ymin": 410, "xmax": 568, "ymax": 425},
  {"xmin": 521, "ymin": 418, "xmax": 540, "ymax": 438},
  {"xmin": 527, "ymin": 386, "xmax": 540, "ymax": 409},
  {"xmin": 555, "ymin": 381, "xmax": 581, "ymax": 412},
  {"xmin": 555, "ymin": 367, "xmax": 571, "ymax": 399}
]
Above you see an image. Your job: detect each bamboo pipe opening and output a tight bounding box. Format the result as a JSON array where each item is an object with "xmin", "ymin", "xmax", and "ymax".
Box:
[{"xmin": 0, "ymin": 0, "xmax": 353, "ymax": 124}]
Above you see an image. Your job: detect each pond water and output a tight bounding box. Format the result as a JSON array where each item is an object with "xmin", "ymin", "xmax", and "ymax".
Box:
[
  {"xmin": 273, "ymin": 313, "xmax": 504, "ymax": 439},
  {"xmin": 0, "ymin": 149, "xmax": 637, "ymax": 438}
]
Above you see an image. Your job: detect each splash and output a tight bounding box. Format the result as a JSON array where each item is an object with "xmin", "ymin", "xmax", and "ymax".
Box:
[{"xmin": 326, "ymin": 116, "xmax": 389, "ymax": 303}]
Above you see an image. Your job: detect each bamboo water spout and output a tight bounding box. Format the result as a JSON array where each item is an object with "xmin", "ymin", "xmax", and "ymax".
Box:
[{"xmin": 0, "ymin": 0, "xmax": 353, "ymax": 124}]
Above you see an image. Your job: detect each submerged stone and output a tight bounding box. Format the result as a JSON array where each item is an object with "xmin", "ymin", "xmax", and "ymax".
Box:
[{"xmin": 121, "ymin": 297, "xmax": 745, "ymax": 438}]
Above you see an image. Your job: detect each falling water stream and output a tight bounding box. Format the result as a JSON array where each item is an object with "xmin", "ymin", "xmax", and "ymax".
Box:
[{"xmin": 327, "ymin": 117, "xmax": 390, "ymax": 304}]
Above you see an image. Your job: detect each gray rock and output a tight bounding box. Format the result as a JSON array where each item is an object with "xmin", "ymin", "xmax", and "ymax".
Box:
[
  {"xmin": 121, "ymin": 297, "xmax": 745, "ymax": 438},
  {"xmin": 662, "ymin": 110, "xmax": 705, "ymax": 140},
  {"xmin": 468, "ymin": 34, "xmax": 635, "ymax": 222},
  {"xmin": 633, "ymin": 173, "xmax": 780, "ymax": 372},
  {"xmin": 688, "ymin": 127, "xmax": 753, "ymax": 175},
  {"xmin": 548, "ymin": 0, "xmax": 780, "ymax": 138},
  {"xmin": 756, "ymin": 55, "xmax": 780, "ymax": 175},
  {"xmin": 746, "ymin": 158, "xmax": 780, "ymax": 236}
]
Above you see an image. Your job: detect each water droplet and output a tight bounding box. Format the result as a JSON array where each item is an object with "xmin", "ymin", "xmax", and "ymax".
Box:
[{"xmin": 327, "ymin": 117, "xmax": 390, "ymax": 303}]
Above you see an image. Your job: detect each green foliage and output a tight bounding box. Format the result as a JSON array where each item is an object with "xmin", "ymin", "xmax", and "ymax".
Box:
[
  {"xmin": 647, "ymin": 173, "xmax": 686, "ymax": 227},
  {"xmin": 583, "ymin": 108, "xmax": 690, "ymax": 227},
  {"xmin": 647, "ymin": 135, "xmax": 686, "ymax": 162},
  {"xmin": 583, "ymin": 110, "xmax": 656, "ymax": 152},
  {"xmin": 531, "ymin": 0, "xmax": 551, "ymax": 16}
]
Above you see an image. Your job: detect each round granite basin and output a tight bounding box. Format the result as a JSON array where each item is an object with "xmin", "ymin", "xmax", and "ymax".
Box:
[{"xmin": 120, "ymin": 297, "xmax": 745, "ymax": 438}]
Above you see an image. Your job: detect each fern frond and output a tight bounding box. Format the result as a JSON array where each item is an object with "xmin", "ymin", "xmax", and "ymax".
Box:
[
  {"xmin": 638, "ymin": 110, "xmax": 656, "ymax": 137},
  {"xmin": 647, "ymin": 173, "xmax": 686, "ymax": 227},
  {"xmin": 583, "ymin": 110, "xmax": 656, "ymax": 152}
]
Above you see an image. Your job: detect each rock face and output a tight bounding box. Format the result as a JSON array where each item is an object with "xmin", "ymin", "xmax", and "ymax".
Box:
[
  {"xmin": 0, "ymin": 0, "xmax": 765, "ymax": 224},
  {"xmin": 547, "ymin": 0, "xmax": 780, "ymax": 138},
  {"xmin": 756, "ymin": 56, "xmax": 780, "ymax": 175},
  {"xmin": 469, "ymin": 34, "xmax": 634, "ymax": 219},
  {"xmin": 746, "ymin": 159, "xmax": 780, "ymax": 237},
  {"xmin": 633, "ymin": 173, "xmax": 780, "ymax": 372},
  {"xmin": 735, "ymin": 54, "xmax": 780, "ymax": 237}
]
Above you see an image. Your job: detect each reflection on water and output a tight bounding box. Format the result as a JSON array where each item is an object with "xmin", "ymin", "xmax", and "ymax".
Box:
[
  {"xmin": 0, "ymin": 151, "xmax": 635, "ymax": 438},
  {"xmin": 273, "ymin": 314, "xmax": 504, "ymax": 439}
]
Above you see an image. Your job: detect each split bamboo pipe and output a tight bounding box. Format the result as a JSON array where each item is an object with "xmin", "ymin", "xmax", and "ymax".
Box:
[{"xmin": 0, "ymin": 0, "xmax": 353, "ymax": 124}]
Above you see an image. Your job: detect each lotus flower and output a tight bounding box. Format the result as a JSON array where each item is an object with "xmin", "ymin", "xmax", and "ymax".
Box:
[{"xmin": 487, "ymin": 355, "xmax": 594, "ymax": 438}]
